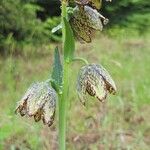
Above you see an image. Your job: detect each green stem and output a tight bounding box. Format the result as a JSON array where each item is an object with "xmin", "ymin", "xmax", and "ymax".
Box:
[
  {"xmin": 59, "ymin": 1, "xmax": 68, "ymax": 150},
  {"xmin": 59, "ymin": 62, "xmax": 69, "ymax": 150},
  {"xmin": 61, "ymin": 1, "xmax": 67, "ymax": 45}
]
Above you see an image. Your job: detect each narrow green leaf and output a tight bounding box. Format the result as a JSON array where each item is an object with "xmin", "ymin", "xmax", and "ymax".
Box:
[
  {"xmin": 51, "ymin": 46, "xmax": 63, "ymax": 92},
  {"xmin": 63, "ymin": 17, "xmax": 75, "ymax": 62},
  {"xmin": 51, "ymin": 23, "xmax": 62, "ymax": 33}
]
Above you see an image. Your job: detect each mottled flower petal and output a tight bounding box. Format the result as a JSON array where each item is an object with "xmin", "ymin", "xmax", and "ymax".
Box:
[
  {"xmin": 83, "ymin": 6, "xmax": 103, "ymax": 30},
  {"xmin": 94, "ymin": 64, "xmax": 117, "ymax": 94},
  {"xmin": 42, "ymin": 103, "xmax": 55, "ymax": 127},
  {"xmin": 42, "ymin": 86, "xmax": 56, "ymax": 126},
  {"xmin": 77, "ymin": 64, "xmax": 116, "ymax": 105},
  {"xmin": 26, "ymin": 83, "xmax": 51, "ymax": 116},
  {"xmin": 87, "ymin": 75, "xmax": 107, "ymax": 102},
  {"xmin": 70, "ymin": 16, "xmax": 93, "ymax": 43},
  {"xmin": 34, "ymin": 109, "xmax": 42, "ymax": 122}
]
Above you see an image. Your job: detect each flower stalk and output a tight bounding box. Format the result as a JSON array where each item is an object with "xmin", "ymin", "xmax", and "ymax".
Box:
[
  {"xmin": 59, "ymin": 62, "xmax": 69, "ymax": 150},
  {"xmin": 59, "ymin": 1, "xmax": 69, "ymax": 150}
]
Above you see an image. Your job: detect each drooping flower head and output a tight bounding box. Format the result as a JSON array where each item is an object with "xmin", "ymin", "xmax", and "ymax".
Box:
[
  {"xmin": 77, "ymin": 64, "xmax": 116, "ymax": 105},
  {"xmin": 70, "ymin": 5, "xmax": 108, "ymax": 43},
  {"xmin": 15, "ymin": 82, "xmax": 57, "ymax": 127}
]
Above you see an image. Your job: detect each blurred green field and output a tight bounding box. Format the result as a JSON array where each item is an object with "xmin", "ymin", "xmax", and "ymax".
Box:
[{"xmin": 0, "ymin": 32, "xmax": 150, "ymax": 150}]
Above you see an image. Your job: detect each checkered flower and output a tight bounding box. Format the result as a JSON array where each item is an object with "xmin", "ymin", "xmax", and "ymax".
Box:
[
  {"xmin": 15, "ymin": 82, "xmax": 57, "ymax": 127},
  {"xmin": 70, "ymin": 5, "xmax": 108, "ymax": 43},
  {"xmin": 77, "ymin": 64, "xmax": 116, "ymax": 105}
]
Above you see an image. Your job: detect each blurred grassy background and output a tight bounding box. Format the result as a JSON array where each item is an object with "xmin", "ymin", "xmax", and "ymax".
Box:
[
  {"xmin": 0, "ymin": 33, "xmax": 150, "ymax": 149},
  {"xmin": 0, "ymin": 0, "xmax": 150, "ymax": 150}
]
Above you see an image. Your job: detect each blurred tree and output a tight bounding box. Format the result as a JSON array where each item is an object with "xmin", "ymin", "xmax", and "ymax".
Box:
[
  {"xmin": 0, "ymin": 0, "xmax": 149, "ymax": 54},
  {"xmin": 35, "ymin": 0, "xmax": 150, "ymax": 32},
  {"xmin": 103, "ymin": 0, "xmax": 150, "ymax": 31},
  {"xmin": 36, "ymin": 0, "xmax": 61, "ymax": 20},
  {"xmin": 0, "ymin": 0, "xmax": 46, "ymax": 53}
]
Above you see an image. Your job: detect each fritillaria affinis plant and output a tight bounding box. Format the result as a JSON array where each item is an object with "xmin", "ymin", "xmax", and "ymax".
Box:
[{"xmin": 15, "ymin": 0, "xmax": 116, "ymax": 150}]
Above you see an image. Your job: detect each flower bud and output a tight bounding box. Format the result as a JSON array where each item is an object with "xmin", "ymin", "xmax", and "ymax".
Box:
[
  {"xmin": 15, "ymin": 82, "xmax": 57, "ymax": 127},
  {"xmin": 77, "ymin": 64, "xmax": 116, "ymax": 105}
]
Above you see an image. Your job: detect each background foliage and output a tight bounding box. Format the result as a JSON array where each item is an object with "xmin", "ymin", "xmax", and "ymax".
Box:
[
  {"xmin": 104, "ymin": 0, "xmax": 150, "ymax": 32},
  {"xmin": 0, "ymin": 0, "xmax": 149, "ymax": 54},
  {"xmin": 0, "ymin": 0, "xmax": 44, "ymax": 53}
]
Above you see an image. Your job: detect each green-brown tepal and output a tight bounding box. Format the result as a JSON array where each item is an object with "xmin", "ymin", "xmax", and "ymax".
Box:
[{"xmin": 70, "ymin": 5, "xmax": 109, "ymax": 43}]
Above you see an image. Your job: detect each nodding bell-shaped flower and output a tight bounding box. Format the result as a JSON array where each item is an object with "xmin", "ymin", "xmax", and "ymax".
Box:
[
  {"xmin": 77, "ymin": 64, "xmax": 116, "ymax": 105},
  {"xmin": 70, "ymin": 5, "xmax": 108, "ymax": 43},
  {"xmin": 15, "ymin": 82, "xmax": 57, "ymax": 127}
]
